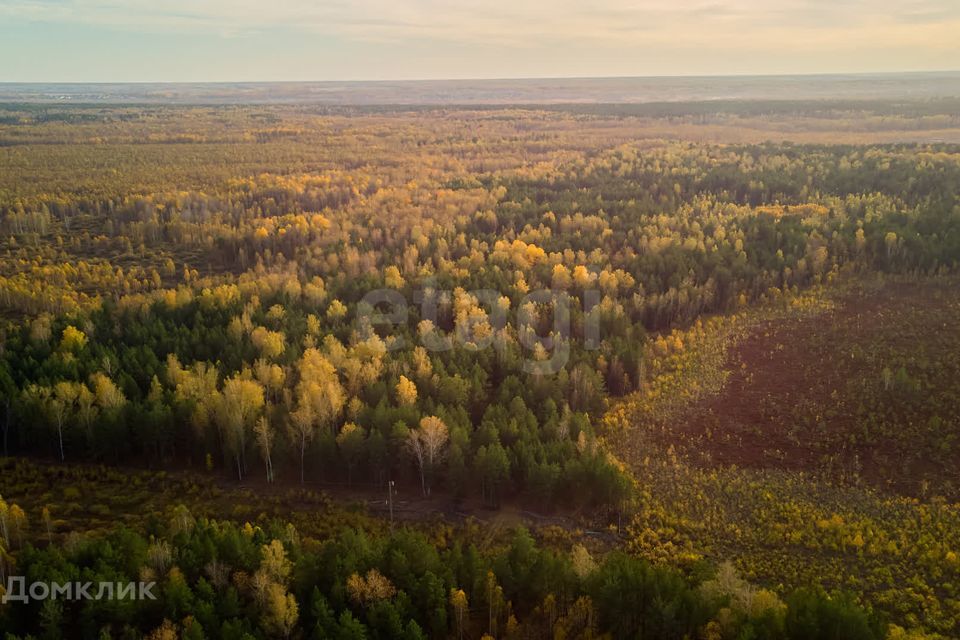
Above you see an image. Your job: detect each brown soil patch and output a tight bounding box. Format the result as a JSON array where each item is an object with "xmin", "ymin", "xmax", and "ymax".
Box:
[{"xmin": 673, "ymin": 278, "xmax": 960, "ymax": 495}]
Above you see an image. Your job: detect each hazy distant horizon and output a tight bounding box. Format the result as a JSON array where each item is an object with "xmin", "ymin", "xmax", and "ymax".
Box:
[
  {"xmin": 3, "ymin": 69, "xmax": 960, "ymax": 84},
  {"xmin": 3, "ymin": 71, "xmax": 960, "ymax": 106}
]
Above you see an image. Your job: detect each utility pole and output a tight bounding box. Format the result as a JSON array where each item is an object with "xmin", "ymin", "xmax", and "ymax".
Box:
[{"xmin": 388, "ymin": 479, "xmax": 395, "ymax": 531}]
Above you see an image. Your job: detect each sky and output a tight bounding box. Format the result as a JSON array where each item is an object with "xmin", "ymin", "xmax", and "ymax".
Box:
[{"xmin": 1, "ymin": 0, "xmax": 959, "ymax": 81}]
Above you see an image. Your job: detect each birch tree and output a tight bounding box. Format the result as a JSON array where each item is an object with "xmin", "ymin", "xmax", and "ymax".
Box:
[
  {"xmin": 215, "ymin": 376, "xmax": 265, "ymax": 480},
  {"xmin": 254, "ymin": 416, "xmax": 275, "ymax": 483},
  {"xmin": 406, "ymin": 415, "xmax": 449, "ymax": 496},
  {"xmin": 290, "ymin": 348, "xmax": 345, "ymax": 482}
]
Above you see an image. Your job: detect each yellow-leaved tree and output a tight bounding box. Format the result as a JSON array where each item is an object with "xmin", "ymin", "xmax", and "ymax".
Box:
[
  {"xmin": 215, "ymin": 375, "xmax": 265, "ymax": 481},
  {"xmin": 406, "ymin": 416, "xmax": 449, "ymax": 496},
  {"xmin": 396, "ymin": 375, "xmax": 417, "ymax": 406},
  {"xmin": 289, "ymin": 348, "xmax": 345, "ymax": 483}
]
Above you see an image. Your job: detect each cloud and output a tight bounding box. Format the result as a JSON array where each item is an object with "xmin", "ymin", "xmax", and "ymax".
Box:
[
  {"xmin": 2, "ymin": 0, "xmax": 958, "ymax": 78},
  {"xmin": 4, "ymin": 0, "xmax": 959, "ymax": 44}
]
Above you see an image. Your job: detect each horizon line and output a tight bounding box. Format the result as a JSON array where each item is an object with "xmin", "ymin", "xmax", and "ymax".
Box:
[{"xmin": 3, "ymin": 69, "xmax": 960, "ymax": 85}]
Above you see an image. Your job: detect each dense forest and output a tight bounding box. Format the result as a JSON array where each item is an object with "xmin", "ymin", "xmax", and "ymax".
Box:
[{"xmin": 1, "ymin": 102, "xmax": 959, "ymax": 638}]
